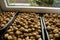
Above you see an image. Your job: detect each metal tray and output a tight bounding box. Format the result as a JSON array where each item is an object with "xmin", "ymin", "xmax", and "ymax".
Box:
[
  {"xmin": 40, "ymin": 17, "xmax": 45, "ymax": 40},
  {"xmin": 42, "ymin": 17, "xmax": 50, "ymax": 40},
  {"xmin": 0, "ymin": 12, "xmax": 19, "ymax": 40},
  {"xmin": 0, "ymin": 13, "xmax": 45, "ymax": 40},
  {"xmin": 42, "ymin": 17, "xmax": 60, "ymax": 40},
  {"xmin": 0, "ymin": 12, "xmax": 18, "ymax": 31}
]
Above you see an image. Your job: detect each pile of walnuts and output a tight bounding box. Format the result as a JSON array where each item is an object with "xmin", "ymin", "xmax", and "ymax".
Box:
[
  {"xmin": 0, "ymin": 12, "xmax": 15, "ymax": 29},
  {"xmin": 4, "ymin": 13, "xmax": 42, "ymax": 40},
  {"xmin": 44, "ymin": 13, "xmax": 60, "ymax": 40}
]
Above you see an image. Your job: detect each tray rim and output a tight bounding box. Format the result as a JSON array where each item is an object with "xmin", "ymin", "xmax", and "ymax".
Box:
[{"xmin": 1, "ymin": 13, "xmax": 45, "ymax": 40}]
